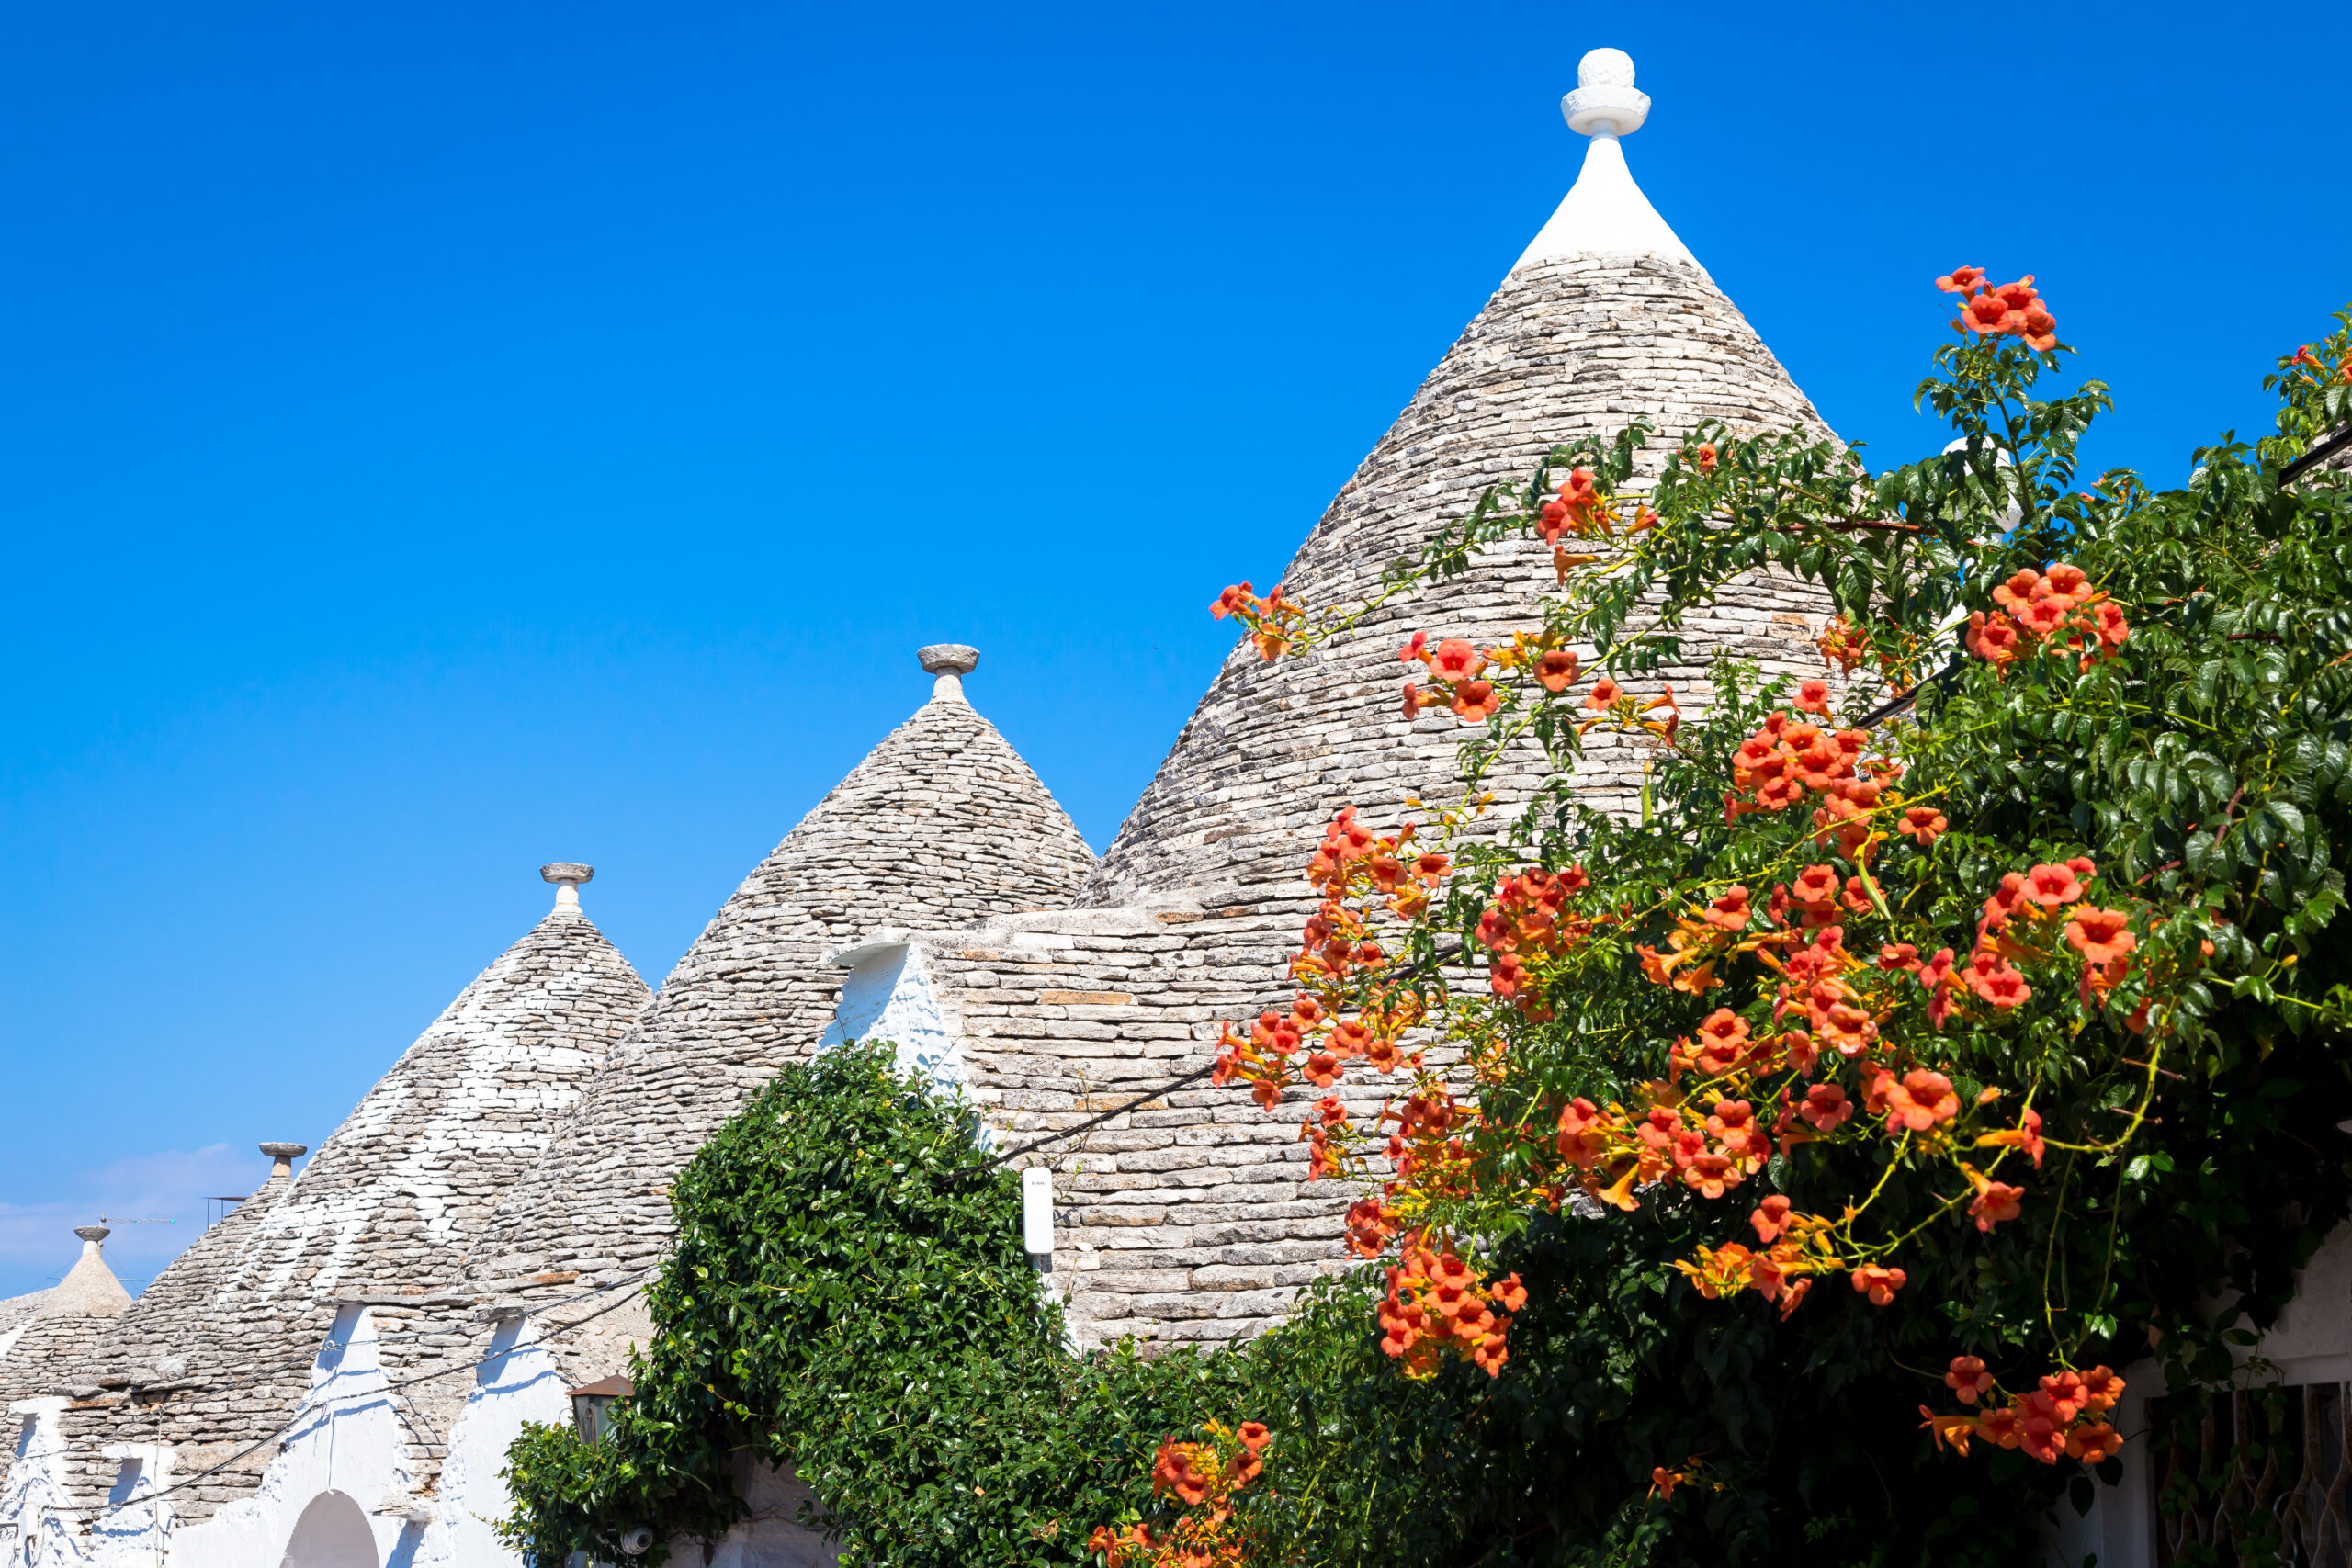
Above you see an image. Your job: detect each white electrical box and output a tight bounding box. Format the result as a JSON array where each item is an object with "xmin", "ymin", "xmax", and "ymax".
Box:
[{"xmin": 1021, "ymin": 1166, "xmax": 1054, "ymax": 1257}]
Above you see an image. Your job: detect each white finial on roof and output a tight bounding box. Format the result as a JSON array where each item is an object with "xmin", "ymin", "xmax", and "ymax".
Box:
[
  {"xmin": 541, "ymin": 863, "xmax": 594, "ymax": 911},
  {"xmin": 919, "ymin": 644, "xmax": 978, "ymax": 705},
  {"xmin": 1563, "ymin": 48, "xmax": 1648, "ymax": 136},
  {"xmin": 1512, "ymin": 49, "xmax": 1698, "ymax": 275}
]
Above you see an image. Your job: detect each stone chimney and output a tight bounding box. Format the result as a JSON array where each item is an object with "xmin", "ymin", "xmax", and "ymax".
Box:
[
  {"xmin": 259, "ymin": 1142, "xmax": 308, "ymax": 1181},
  {"xmin": 918, "ymin": 644, "xmax": 978, "ymax": 705},
  {"xmin": 541, "ymin": 863, "xmax": 594, "ymax": 911}
]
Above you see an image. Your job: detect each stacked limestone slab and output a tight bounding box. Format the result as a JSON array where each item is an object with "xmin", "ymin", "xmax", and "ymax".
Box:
[
  {"xmin": 323, "ymin": 675, "xmax": 1104, "ymax": 1563},
  {"xmin": 1083, "ymin": 254, "xmax": 1828, "ymax": 907},
  {"xmin": 0, "ymin": 1287, "xmax": 53, "ymax": 1346},
  {"xmin": 23, "ymin": 1167, "xmax": 298, "ymax": 1519},
  {"xmin": 1089, "ymin": 58, "xmax": 1831, "ymax": 909},
  {"xmin": 832, "ymin": 904, "xmax": 1333, "ymax": 1346},
  {"xmin": 13, "ymin": 898, "xmax": 649, "ymax": 1536},
  {"xmin": 433, "ymin": 683, "xmax": 1098, "ymax": 1360}
]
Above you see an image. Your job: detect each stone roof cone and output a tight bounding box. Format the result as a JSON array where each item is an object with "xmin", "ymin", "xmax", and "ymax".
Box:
[
  {"xmin": 0, "ymin": 1228, "xmax": 134, "ymax": 1464},
  {"xmin": 441, "ymin": 649, "xmax": 1095, "ymax": 1323},
  {"xmin": 33, "ymin": 875, "xmax": 650, "ymax": 1530},
  {"xmin": 1082, "ymin": 49, "xmax": 1834, "ymax": 905},
  {"xmin": 0, "ymin": 1227, "xmax": 131, "ymax": 1347},
  {"xmin": 49, "ymin": 1227, "xmax": 132, "ymax": 1320}
]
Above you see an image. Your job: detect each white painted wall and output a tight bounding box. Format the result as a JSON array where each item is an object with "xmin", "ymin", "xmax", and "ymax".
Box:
[
  {"xmin": 408, "ymin": 1317, "xmax": 569, "ymax": 1567},
  {"xmin": 86, "ymin": 1443, "xmax": 174, "ymax": 1566},
  {"xmin": 4, "ymin": 1398, "xmax": 81, "ymax": 1567},
  {"xmin": 163, "ymin": 1305, "xmax": 414, "ymax": 1568},
  {"xmin": 817, "ymin": 942, "xmax": 969, "ymax": 1107}
]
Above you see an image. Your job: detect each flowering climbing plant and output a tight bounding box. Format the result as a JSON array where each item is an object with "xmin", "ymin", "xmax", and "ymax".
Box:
[
  {"xmin": 1088, "ymin": 1421, "xmax": 1273, "ymax": 1568},
  {"xmin": 1173, "ymin": 276, "xmax": 2352, "ymax": 1538}
]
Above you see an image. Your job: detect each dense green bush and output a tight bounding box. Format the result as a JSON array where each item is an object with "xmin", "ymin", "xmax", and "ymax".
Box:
[{"xmin": 500, "ymin": 1042, "xmax": 1255, "ymax": 1567}]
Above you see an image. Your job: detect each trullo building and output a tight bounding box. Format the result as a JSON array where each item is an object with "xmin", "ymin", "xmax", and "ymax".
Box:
[{"xmin": 15, "ymin": 44, "xmax": 2276, "ymax": 1568}]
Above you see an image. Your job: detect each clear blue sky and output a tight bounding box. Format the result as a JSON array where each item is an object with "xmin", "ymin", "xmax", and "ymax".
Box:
[{"xmin": 1, "ymin": 0, "xmax": 2344, "ymax": 1298}]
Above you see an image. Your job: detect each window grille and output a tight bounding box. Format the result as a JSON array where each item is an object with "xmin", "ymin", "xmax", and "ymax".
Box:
[{"xmin": 2153, "ymin": 1383, "xmax": 2352, "ymax": 1566}]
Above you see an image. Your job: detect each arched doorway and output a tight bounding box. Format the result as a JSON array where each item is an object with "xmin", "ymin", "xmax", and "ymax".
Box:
[{"xmin": 280, "ymin": 1490, "xmax": 378, "ymax": 1568}]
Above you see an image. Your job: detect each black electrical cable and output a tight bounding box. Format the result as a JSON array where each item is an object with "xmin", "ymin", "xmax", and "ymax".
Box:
[{"xmin": 944, "ymin": 1060, "xmax": 1225, "ymax": 1181}]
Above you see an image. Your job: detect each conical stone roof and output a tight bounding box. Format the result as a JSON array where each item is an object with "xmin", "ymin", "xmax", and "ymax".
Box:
[
  {"xmin": 0, "ymin": 1229, "xmax": 134, "ymax": 1526},
  {"xmin": 32, "ymin": 895, "xmax": 648, "ymax": 1528},
  {"xmin": 0, "ymin": 1228, "xmax": 130, "ymax": 1383},
  {"xmin": 1083, "ymin": 52, "xmax": 1833, "ymax": 906},
  {"xmin": 46, "ymin": 1228, "xmax": 132, "ymax": 1320},
  {"xmin": 444, "ymin": 673, "xmax": 1096, "ymax": 1322}
]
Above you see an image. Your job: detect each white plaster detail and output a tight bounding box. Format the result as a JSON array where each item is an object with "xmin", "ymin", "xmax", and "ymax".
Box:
[
  {"xmin": 818, "ymin": 941, "xmax": 969, "ymax": 1103},
  {"xmin": 1511, "ymin": 50, "xmax": 1698, "ymax": 274},
  {"xmin": 62, "ymin": 1309, "xmax": 577, "ymax": 1568},
  {"xmin": 4, "ymin": 1400, "xmax": 78, "ymax": 1568},
  {"xmin": 159, "ymin": 1306, "xmax": 413, "ymax": 1568},
  {"xmin": 405, "ymin": 1315, "xmax": 571, "ymax": 1566},
  {"xmin": 1563, "ymin": 47, "xmax": 1648, "ymax": 135},
  {"xmin": 88, "ymin": 1444, "xmax": 174, "ymax": 1564}
]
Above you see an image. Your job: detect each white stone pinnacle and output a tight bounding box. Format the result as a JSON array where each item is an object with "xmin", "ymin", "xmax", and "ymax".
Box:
[
  {"xmin": 919, "ymin": 643, "xmax": 979, "ymax": 704},
  {"xmin": 1511, "ymin": 48, "xmax": 1699, "ymax": 275},
  {"xmin": 540, "ymin": 862, "xmax": 594, "ymax": 911}
]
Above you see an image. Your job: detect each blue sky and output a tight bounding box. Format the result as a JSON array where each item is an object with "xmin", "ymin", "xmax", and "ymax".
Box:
[{"xmin": 1, "ymin": 0, "xmax": 2345, "ymax": 1298}]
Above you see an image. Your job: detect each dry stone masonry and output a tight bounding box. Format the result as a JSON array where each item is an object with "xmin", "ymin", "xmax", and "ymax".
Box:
[
  {"xmin": 0, "ymin": 47, "xmax": 1869, "ymax": 1568},
  {"xmin": 1082, "ymin": 254, "xmax": 1830, "ymax": 907},
  {"xmin": 8, "ymin": 894, "xmax": 649, "ymax": 1540},
  {"xmin": 441, "ymin": 682, "xmax": 1099, "ymax": 1325}
]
